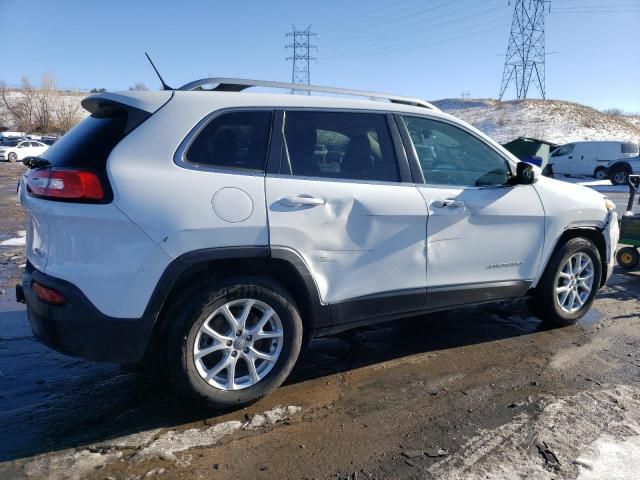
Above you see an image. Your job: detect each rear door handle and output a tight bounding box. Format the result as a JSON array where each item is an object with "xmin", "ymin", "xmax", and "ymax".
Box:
[
  {"xmin": 432, "ymin": 199, "xmax": 465, "ymax": 208},
  {"xmin": 279, "ymin": 195, "xmax": 326, "ymax": 207}
]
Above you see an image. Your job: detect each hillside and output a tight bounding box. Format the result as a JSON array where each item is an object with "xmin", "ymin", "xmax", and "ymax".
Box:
[{"xmin": 433, "ymin": 98, "xmax": 640, "ymax": 146}]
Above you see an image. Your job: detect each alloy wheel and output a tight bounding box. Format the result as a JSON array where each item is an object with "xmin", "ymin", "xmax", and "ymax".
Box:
[
  {"xmin": 193, "ymin": 299, "xmax": 283, "ymax": 391},
  {"xmin": 555, "ymin": 252, "xmax": 595, "ymax": 313}
]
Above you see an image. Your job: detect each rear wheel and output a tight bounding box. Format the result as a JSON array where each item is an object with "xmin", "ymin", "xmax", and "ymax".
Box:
[
  {"xmin": 609, "ymin": 164, "xmax": 631, "ymax": 186},
  {"xmin": 165, "ymin": 276, "xmax": 303, "ymax": 408},
  {"xmin": 7, "ymin": 152, "xmax": 17, "ymax": 162},
  {"xmin": 594, "ymin": 167, "xmax": 607, "ymax": 180},
  {"xmin": 616, "ymin": 247, "xmax": 640, "ymax": 270},
  {"xmin": 532, "ymin": 237, "xmax": 601, "ymax": 326}
]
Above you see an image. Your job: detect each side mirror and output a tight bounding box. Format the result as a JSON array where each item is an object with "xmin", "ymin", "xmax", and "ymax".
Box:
[{"xmin": 516, "ymin": 162, "xmax": 540, "ymax": 185}]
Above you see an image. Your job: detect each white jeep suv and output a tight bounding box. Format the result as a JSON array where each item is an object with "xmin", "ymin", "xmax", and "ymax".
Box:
[{"xmin": 17, "ymin": 79, "xmax": 620, "ymax": 408}]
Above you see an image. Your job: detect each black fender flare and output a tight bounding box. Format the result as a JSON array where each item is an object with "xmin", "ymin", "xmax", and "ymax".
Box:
[{"xmin": 144, "ymin": 246, "xmax": 330, "ymax": 330}]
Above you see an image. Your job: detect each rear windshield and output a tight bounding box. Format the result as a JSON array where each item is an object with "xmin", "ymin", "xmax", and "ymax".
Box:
[
  {"xmin": 40, "ymin": 113, "xmax": 128, "ymax": 169},
  {"xmin": 622, "ymin": 142, "xmax": 639, "ymax": 154}
]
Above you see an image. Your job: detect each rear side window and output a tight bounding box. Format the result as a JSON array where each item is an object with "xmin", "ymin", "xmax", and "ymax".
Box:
[
  {"xmin": 283, "ymin": 111, "xmax": 399, "ymax": 182},
  {"xmin": 622, "ymin": 142, "xmax": 639, "ymax": 154},
  {"xmin": 186, "ymin": 111, "xmax": 273, "ymax": 171},
  {"xmin": 41, "ymin": 112, "xmax": 131, "ymax": 169}
]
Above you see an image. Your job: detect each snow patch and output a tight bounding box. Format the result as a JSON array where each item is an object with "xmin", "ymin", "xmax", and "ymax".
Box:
[
  {"xmin": 90, "ymin": 428, "xmax": 163, "ymax": 450},
  {"xmin": 23, "ymin": 449, "xmax": 123, "ymax": 480},
  {"xmin": 135, "ymin": 420, "xmax": 243, "ymax": 462},
  {"xmin": 553, "ymin": 175, "xmax": 629, "ymax": 193},
  {"xmin": 20, "ymin": 404, "xmax": 302, "ymax": 477},
  {"xmin": 427, "ymin": 386, "xmax": 640, "ymax": 480},
  {"xmin": 135, "ymin": 405, "xmax": 302, "ymax": 462},
  {"xmin": 246, "ymin": 405, "xmax": 302, "ymax": 429},
  {"xmin": 576, "ymin": 435, "xmax": 640, "ymax": 480},
  {"xmin": 0, "ymin": 230, "xmax": 26, "ymax": 246}
]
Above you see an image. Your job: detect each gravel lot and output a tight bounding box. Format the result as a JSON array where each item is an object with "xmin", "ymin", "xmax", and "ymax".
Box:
[{"xmin": 1, "ymin": 162, "xmax": 639, "ymax": 480}]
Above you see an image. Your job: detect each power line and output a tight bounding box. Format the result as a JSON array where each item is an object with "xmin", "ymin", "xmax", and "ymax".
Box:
[
  {"xmin": 323, "ymin": 0, "xmax": 463, "ymax": 36},
  {"xmin": 325, "ymin": 19, "xmax": 510, "ymax": 61},
  {"xmin": 499, "ymin": 0, "xmax": 550, "ymax": 101},
  {"xmin": 324, "ymin": 3, "xmax": 507, "ymax": 58},
  {"xmin": 285, "ymin": 25, "xmax": 318, "ymax": 95}
]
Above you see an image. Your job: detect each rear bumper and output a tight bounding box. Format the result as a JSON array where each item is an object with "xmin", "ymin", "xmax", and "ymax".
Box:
[{"xmin": 21, "ymin": 265, "xmax": 155, "ymax": 363}]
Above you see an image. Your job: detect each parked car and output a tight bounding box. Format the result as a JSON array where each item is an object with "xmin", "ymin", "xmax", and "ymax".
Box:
[
  {"xmin": 0, "ymin": 140, "xmax": 48, "ymax": 162},
  {"xmin": 39, "ymin": 136, "xmax": 58, "ymax": 146},
  {"xmin": 605, "ymin": 155, "xmax": 640, "ymax": 186},
  {"xmin": 549, "ymin": 141, "xmax": 639, "ymax": 179},
  {"xmin": 16, "ymin": 79, "xmax": 620, "ymax": 408}
]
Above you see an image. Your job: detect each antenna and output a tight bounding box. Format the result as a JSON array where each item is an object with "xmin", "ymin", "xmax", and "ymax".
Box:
[{"xmin": 145, "ymin": 52, "xmax": 173, "ymax": 90}]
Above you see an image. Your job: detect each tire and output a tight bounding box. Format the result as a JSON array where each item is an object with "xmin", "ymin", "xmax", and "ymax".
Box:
[
  {"xmin": 7, "ymin": 152, "xmax": 17, "ymax": 162},
  {"xmin": 594, "ymin": 167, "xmax": 607, "ymax": 180},
  {"xmin": 532, "ymin": 237, "xmax": 602, "ymax": 327},
  {"xmin": 609, "ymin": 164, "xmax": 631, "ymax": 186},
  {"xmin": 165, "ymin": 276, "xmax": 303, "ymax": 409},
  {"xmin": 616, "ymin": 247, "xmax": 640, "ymax": 270}
]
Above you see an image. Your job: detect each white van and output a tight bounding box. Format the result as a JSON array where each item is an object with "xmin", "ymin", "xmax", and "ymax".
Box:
[{"xmin": 549, "ymin": 141, "xmax": 639, "ymax": 179}]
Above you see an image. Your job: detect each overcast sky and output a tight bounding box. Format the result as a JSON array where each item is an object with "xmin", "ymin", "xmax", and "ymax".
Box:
[{"xmin": 1, "ymin": 0, "xmax": 639, "ymax": 110}]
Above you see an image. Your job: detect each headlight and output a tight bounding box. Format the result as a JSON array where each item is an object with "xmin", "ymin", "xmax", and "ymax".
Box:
[{"xmin": 604, "ymin": 198, "xmax": 616, "ymax": 212}]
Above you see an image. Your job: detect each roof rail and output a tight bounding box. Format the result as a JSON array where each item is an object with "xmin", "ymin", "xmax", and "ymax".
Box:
[{"xmin": 177, "ymin": 78, "xmax": 439, "ymax": 111}]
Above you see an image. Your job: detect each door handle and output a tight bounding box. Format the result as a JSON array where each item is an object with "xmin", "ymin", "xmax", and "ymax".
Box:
[
  {"xmin": 279, "ymin": 195, "xmax": 326, "ymax": 207},
  {"xmin": 432, "ymin": 199, "xmax": 465, "ymax": 208}
]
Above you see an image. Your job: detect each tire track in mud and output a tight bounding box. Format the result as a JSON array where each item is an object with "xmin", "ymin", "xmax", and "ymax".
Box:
[{"xmin": 427, "ymin": 385, "xmax": 640, "ymax": 480}]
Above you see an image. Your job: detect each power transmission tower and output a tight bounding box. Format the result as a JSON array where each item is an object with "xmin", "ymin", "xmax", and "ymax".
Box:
[
  {"xmin": 499, "ymin": 1, "xmax": 550, "ymax": 100},
  {"xmin": 286, "ymin": 25, "xmax": 318, "ymax": 95}
]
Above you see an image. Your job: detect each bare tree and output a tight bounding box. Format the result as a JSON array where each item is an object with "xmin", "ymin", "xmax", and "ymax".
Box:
[
  {"xmin": 0, "ymin": 77, "xmax": 42, "ymax": 132},
  {"xmin": 129, "ymin": 82, "xmax": 148, "ymax": 91},
  {"xmin": 1, "ymin": 74, "xmax": 83, "ymax": 134},
  {"xmin": 34, "ymin": 73, "xmax": 56, "ymax": 132},
  {"xmin": 54, "ymin": 95, "xmax": 81, "ymax": 133}
]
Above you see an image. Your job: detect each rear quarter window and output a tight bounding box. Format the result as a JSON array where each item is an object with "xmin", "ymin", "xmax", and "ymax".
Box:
[
  {"xmin": 41, "ymin": 114, "xmax": 129, "ymax": 169},
  {"xmin": 185, "ymin": 111, "xmax": 273, "ymax": 171}
]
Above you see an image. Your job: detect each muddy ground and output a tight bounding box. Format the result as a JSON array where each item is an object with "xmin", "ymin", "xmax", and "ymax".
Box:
[{"xmin": 0, "ymin": 161, "xmax": 639, "ymax": 479}]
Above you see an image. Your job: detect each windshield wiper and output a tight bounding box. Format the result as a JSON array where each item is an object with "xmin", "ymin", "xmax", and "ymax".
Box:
[{"xmin": 23, "ymin": 156, "xmax": 51, "ymax": 168}]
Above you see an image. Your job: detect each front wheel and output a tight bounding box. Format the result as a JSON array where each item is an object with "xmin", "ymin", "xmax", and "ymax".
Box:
[
  {"xmin": 165, "ymin": 276, "xmax": 303, "ymax": 408},
  {"xmin": 7, "ymin": 152, "xmax": 17, "ymax": 162},
  {"xmin": 616, "ymin": 247, "xmax": 640, "ymax": 270},
  {"xmin": 594, "ymin": 167, "xmax": 607, "ymax": 180},
  {"xmin": 532, "ymin": 237, "xmax": 602, "ymax": 326}
]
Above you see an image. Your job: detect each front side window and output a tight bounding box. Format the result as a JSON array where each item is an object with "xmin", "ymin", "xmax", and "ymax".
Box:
[
  {"xmin": 186, "ymin": 111, "xmax": 273, "ymax": 171},
  {"xmin": 552, "ymin": 144, "xmax": 575, "ymax": 157},
  {"xmin": 403, "ymin": 116, "xmax": 511, "ymax": 187},
  {"xmin": 284, "ymin": 111, "xmax": 399, "ymax": 182}
]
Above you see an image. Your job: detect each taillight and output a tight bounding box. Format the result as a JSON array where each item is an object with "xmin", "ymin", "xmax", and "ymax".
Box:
[
  {"xmin": 27, "ymin": 168, "xmax": 104, "ymax": 201},
  {"xmin": 32, "ymin": 281, "xmax": 66, "ymax": 305}
]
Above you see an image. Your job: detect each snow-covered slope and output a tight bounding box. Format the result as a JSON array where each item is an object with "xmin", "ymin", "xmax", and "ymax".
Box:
[{"xmin": 433, "ymin": 98, "xmax": 640, "ymax": 146}]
